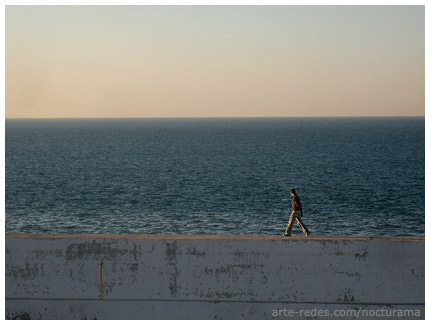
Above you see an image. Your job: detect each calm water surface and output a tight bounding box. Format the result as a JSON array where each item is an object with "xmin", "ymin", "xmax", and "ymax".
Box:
[{"xmin": 5, "ymin": 117, "xmax": 425, "ymax": 236}]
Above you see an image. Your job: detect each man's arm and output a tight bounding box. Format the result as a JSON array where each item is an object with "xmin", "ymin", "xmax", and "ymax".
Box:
[{"xmin": 296, "ymin": 197, "xmax": 303, "ymax": 216}]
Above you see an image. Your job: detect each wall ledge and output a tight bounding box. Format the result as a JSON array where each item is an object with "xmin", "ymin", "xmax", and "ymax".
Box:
[{"xmin": 5, "ymin": 233, "xmax": 425, "ymax": 241}]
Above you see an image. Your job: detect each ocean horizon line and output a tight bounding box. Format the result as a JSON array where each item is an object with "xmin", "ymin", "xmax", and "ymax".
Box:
[{"xmin": 4, "ymin": 115, "xmax": 425, "ymax": 121}]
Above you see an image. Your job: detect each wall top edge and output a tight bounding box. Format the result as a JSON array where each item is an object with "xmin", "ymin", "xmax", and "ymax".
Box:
[{"xmin": 5, "ymin": 233, "xmax": 425, "ymax": 242}]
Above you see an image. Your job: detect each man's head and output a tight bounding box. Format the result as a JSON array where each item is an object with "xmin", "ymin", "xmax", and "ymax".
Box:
[{"xmin": 290, "ymin": 188, "xmax": 296, "ymax": 196}]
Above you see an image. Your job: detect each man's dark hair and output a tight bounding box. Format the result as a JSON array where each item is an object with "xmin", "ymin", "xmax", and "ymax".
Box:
[{"xmin": 290, "ymin": 188, "xmax": 296, "ymax": 195}]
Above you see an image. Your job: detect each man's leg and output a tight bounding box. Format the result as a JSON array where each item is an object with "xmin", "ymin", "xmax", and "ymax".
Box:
[
  {"xmin": 296, "ymin": 216, "xmax": 309, "ymax": 235},
  {"xmin": 284, "ymin": 211, "xmax": 296, "ymax": 235}
]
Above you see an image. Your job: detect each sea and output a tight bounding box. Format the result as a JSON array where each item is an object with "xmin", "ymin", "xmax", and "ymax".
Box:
[{"xmin": 5, "ymin": 117, "xmax": 425, "ymax": 237}]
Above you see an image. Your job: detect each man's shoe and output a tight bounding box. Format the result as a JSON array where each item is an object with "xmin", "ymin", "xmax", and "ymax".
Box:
[
  {"xmin": 305, "ymin": 232, "xmax": 311, "ymax": 237},
  {"xmin": 283, "ymin": 233, "xmax": 290, "ymax": 237}
]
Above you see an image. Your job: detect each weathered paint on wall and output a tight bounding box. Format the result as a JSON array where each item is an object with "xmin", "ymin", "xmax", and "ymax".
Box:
[{"xmin": 5, "ymin": 234, "xmax": 425, "ymax": 319}]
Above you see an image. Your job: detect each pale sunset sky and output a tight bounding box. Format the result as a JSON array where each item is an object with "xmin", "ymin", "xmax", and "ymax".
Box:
[{"xmin": 5, "ymin": 5, "xmax": 425, "ymax": 118}]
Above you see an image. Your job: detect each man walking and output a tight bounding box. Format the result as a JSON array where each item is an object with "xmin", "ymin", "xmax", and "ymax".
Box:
[{"xmin": 283, "ymin": 188, "xmax": 310, "ymax": 237}]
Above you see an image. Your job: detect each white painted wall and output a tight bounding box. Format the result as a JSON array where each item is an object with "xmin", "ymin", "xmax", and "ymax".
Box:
[{"xmin": 5, "ymin": 235, "xmax": 424, "ymax": 319}]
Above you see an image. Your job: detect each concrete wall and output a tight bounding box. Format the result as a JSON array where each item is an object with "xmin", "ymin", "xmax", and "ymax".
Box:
[{"xmin": 5, "ymin": 234, "xmax": 425, "ymax": 320}]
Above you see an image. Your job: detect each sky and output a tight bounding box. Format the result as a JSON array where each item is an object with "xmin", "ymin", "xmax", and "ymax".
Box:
[{"xmin": 5, "ymin": 5, "xmax": 425, "ymax": 118}]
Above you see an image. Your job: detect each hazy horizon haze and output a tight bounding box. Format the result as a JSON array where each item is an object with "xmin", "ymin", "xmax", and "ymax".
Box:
[{"xmin": 5, "ymin": 5, "xmax": 425, "ymax": 119}]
